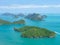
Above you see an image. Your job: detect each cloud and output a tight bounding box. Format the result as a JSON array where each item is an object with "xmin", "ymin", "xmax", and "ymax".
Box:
[{"xmin": 0, "ymin": 5, "xmax": 60, "ymax": 9}]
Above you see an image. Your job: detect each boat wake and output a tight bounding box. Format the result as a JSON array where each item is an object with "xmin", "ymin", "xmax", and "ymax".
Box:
[{"xmin": 55, "ymin": 31, "xmax": 60, "ymax": 35}]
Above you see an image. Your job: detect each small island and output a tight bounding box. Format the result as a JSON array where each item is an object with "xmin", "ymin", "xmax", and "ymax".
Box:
[
  {"xmin": 2, "ymin": 13, "xmax": 15, "ymax": 16},
  {"xmin": 14, "ymin": 26, "xmax": 56, "ymax": 38},
  {"xmin": 0, "ymin": 19, "xmax": 25, "ymax": 25},
  {"xmin": 0, "ymin": 19, "xmax": 11, "ymax": 25},
  {"xmin": 2, "ymin": 13, "xmax": 25, "ymax": 18},
  {"xmin": 13, "ymin": 19, "xmax": 25, "ymax": 24},
  {"xmin": 17, "ymin": 13, "xmax": 25, "ymax": 17}
]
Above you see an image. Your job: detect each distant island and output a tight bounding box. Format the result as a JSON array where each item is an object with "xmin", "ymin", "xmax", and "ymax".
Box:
[
  {"xmin": 17, "ymin": 13, "xmax": 25, "ymax": 17},
  {"xmin": 1, "ymin": 13, "xmax": 47, "ymax": 21},
  {"xmin": 2, "ymin": 13, "xmax": 15, "ymax": 16},
  {"xmin": 14, "ymin": 26, "xmax": 56, "ymax": 38},
  {"xmin": 25, "ymin": 13, "xmax": 47, "ymax": 21},
  {"xmin": 1, "ymin": 13, "xmax": 25, "ymax": 18}
]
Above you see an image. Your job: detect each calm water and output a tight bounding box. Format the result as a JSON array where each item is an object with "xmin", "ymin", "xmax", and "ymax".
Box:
[{"xmin": 0, "ymin": 14, "xmax": 60, "ymax": 45}]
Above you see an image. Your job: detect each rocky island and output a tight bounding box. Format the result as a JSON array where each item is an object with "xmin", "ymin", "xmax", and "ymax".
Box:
[
  {"xmin": 25, "ymin": 13, "xmax": 47, "ymax": 21},
  {"xmin": 14, "ymin": 26, "xmax": 56, "ymax": 38}
]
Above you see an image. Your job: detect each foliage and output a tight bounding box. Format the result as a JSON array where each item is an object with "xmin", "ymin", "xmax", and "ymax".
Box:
[
  {"xmin": 14, "ymin": 26, "xmax": 56, "ymax": 38},
  {"xmin": 13, "ymin": 19, "xmax": 25, "ymax": 24},
  {"xmin": 0, "ymin": 19, "xmax": 11, "ymax": 25}
]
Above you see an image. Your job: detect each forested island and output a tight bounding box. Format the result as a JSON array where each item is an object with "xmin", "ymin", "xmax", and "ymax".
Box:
[
  {"xmin": 13, "ymin": 19, "xmax": 25, "ymax": 24},
  {"xmin": 14, "ymin": 26, "xmax": 56, "ymax": 38},
  {"xmin": 0, "ymin": 19, "xmax": 25, "ymax": 25},
  {"xmin": 0, "ymin": 19, "xmax": 11, "ymax": 25}
]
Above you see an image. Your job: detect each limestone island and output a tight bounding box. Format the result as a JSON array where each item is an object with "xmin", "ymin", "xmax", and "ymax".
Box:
[
  {"xmin": 25, "ymin": 13, "xmax": 47, "ymax": 21},
  {"xmin": 14, "ymin": 26, "xmax": 56, "ymax": 38}
]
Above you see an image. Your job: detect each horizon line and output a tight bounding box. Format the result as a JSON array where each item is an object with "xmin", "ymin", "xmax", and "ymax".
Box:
[{"xmin": 0, "ymin": 5, "xmax": 60, "ymax": 9}]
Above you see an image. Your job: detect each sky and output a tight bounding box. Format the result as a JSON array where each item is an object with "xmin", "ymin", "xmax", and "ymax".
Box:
[{"xmin": 0, "ymin": 0, "xmax": 60, "ymax": 14}]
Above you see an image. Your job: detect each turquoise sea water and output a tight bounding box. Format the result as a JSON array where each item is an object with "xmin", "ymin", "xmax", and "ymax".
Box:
[{"xmin": 0, "ymin": 14, "xmax": 60, "ymax": 45}]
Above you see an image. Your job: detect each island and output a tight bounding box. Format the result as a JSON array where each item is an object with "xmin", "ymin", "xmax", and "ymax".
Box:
[
  {"xmin": 13, "ymin": 19, "xmax": 25, "ymax": 24},
  {"xmin": 14, "ymin": 13, "xmax": 25, "ymax": 18},
  {"xmin": 1, "ymin": 13, "xmax": 47, "ymax": 21},
  {"xmin": 14, "ymin": 26, "xmax": 56, "ymax": 38},
  {"xmin": 25, "ymin": 13, "xmax": 47, "ymax": 21},
  {"xmin": 17, "ymin": 13, "xmax": 25, "ymax": 17},
  {"xmin": 2, "ymin": 13, "xmax": 15, "ymax": 16},
  {"xmin": 0, "ymin": 18, "xmax": 25, "ymax": 25},
  {"xmin": 2, "ymin": 13, "xmax": 25, "ymax": 18},
  {"xmin": 0, "ymin": 19, "xmax": 11, "ymax": 25}
]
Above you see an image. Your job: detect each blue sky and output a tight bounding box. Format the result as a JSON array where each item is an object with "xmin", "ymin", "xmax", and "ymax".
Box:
[{"xmin": 0, "ymin": 0, "xmax": 60, "ymax": 13}]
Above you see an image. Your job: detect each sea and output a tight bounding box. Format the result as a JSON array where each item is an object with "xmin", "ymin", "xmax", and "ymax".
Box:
[{"xmin": 0, "ymin": 14, "xmax": 60, "ymax": 45}]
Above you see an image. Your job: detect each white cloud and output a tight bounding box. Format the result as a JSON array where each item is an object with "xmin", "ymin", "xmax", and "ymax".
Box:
[{"xmin": 0, "ymin": 5, "xmax": 60, "ymax": 9}]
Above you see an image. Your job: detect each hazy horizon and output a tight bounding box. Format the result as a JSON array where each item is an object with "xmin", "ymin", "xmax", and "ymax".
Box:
[{"xmin": 0, "ymin": 0, "xmax": 60, "ymax": 14}]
